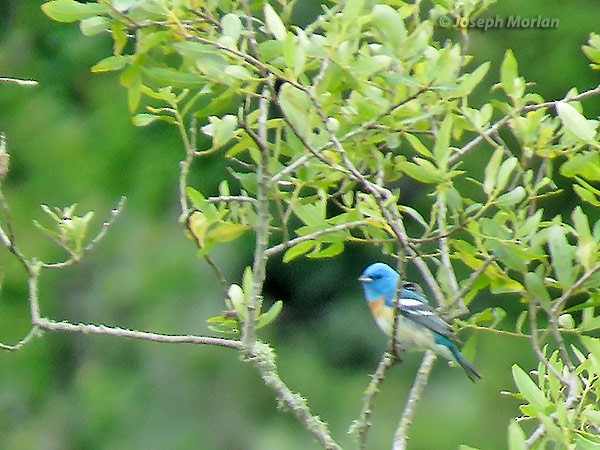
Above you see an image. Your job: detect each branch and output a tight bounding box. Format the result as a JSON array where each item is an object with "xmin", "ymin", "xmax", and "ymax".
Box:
[
  {"xmin": 450, "ymin": 83, "xmax": 600, "ymax": 164},
  {"xmin": 35, "ymin": 317, "xmax": 243, "ymax": 349},
  {"xmin": 206, "ymin": 195, "xmax": 257, "ymax": 205},
  {"xmin": 22, "ymin": 258, "xmax": 241, "ymax": 349},
  {"xmin": 0, "ymin": 326, "xmax": 41, "ymax": 351},
  {"xmin": 435, "ymin": 188, "xmax": 461, "ymax": 308},
  {"xmin": 242, "ymin": 85, "xmax": 272, "ymax": 351},
  {"xmin": 392, "ymin": 351, "xmax": 437, "ymax": 450},
  {"xmin": 442, "ymin": 255, "xmax": 495, "ymax": 319},
  {"xmin": 350, "ymin": 351, "xmax": 398, "ymax": 449},
  {"xmin": 244, "ymin": 342, "xmax": 342, "ymax": 449},
  {"xmin": 0, "ymin": 77, "xmax": 38, "ymax": 86},
  {"xmin": 264, "ymin": 220, "xmax": 367, "ymax": 257},
  {"xmin": 40, "ymin": 197, "xmax": 127, "ymax": 269}
]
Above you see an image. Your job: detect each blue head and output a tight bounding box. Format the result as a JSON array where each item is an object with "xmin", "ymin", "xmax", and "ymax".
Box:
[{"xmin": 358, "ymin": 263, "xmax": 400, "ymax": 304}]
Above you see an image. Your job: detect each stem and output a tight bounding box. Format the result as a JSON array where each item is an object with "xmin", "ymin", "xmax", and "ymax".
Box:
[
  {"xmin": 242, "ymin": 86, "xmax": 272, "ymax": 352},
  {"xmin": 392, "ymin": 351, "xmax": 437, "ymax": 450},
  {"xmin": 245, "ymin": 342, "xmax": 342, "ymax": 449},
  {"xmin": 265, "ymin": 220, "xmax": 367, "ymax": 257},
  {"xmin": 435, "ymin": 187, "xmax": 460, "ymax": 307},
  {"xmin": 351, "ymin": 351, "xmax": 398, "ymax": 449}
]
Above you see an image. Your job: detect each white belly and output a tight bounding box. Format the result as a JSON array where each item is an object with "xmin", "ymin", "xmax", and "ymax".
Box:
[{"xmin": 376, "ymin": 316, "xmax": 436, "ymax": 351}]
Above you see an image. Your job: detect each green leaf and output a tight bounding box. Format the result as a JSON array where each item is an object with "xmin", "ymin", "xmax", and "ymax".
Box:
[
  {"xmin": 453, "ymin": 62, "xmax": 490, "ymax": 97},
  {"xmin": 507, "ymin": 421, "xmax": 527, "ymax": 450},
  {"xmin": 560, "ymin": 151, "xmax": 600, "ymax": 181},
  {"xmin": 574, "ymin": 183, "xmax": 600, "ymax": 206},
  {"xmin": 278, "ymin": 83, "xmax": 313, "ymax": 139},
  {"xmin": 187, "ymin": 187, "xmax": 220, "ymax": 221},
  {"xmin": 398, "ymin": 205, "xmax": 428, "ymax": 229},
  {"xmin": 222, "ymin": 13, "xmax": 242, "ymax": 41},
  {"xmin": 581, "ymin": 336, "xmax": 600, "ymax": 371},
  {"xmin": 342, "ymin": 0, "xmax": 365, "ymax": 21},
  {"xmin": 397, "ymin": 158, "xmax": 443, "ymax": 183},
  {"xmin": 202, "ymin": 115, "xmax": 238, "ymax": 149},
  {"xmin": 483, "ymin": 147, "xmax": 503, "ymax": 194},
  {"xmin": 132, "ymin": 113, "xmax": 160, "ymax": 127},
  {"xmin": 283, "ymin": 241, "xmax": 315, "ymax": 262},
  {"xmin": 283, "ymin": 34, "xmax": 306, "ymax": 78},
  {"xmin": 524, "ymin": 271, "xmax": 552, "ymax": 310},
  {"xmin": 91, "ymin": 55, "xmax": 131, "ymax": 73},
  {"xmin": 307, "ymin": 241, "xmax": 344, "ymax": 259},
  {"xmin": 80, "ymin": 16, "xmax": 110, "ymax": 36},
  {"xmin": 403, "ymin": 133, "xmax": 433, "ymax": 158},
  {"xmin": 264, "ymin": 3, "xmax": 287, "ymax": 40},
  {"xmin": 119, "ymin": 63, "xmax": 142, "ymax": 112},
  {"xmin": 144, "ymin": 68, "xmax": 204, "ymax": 87},
  {"xmin": 256, "ymin": 301, "xmax": 283, "ymax": 329},
  {"xmin": 41, "ymin": 0, "xmax": 109, "ymax": 23},
  {"xmin": 556, "ymin": 102, "xmax": 597, "ymax": 142},
  {"xmin": 206, "ymin": 221, "xmax": 248, "ymax": 243},
  {"xmin": 372, "ymin": 4, "xmax": 407, "ymax": 46},
  {"xmin": 206, "ymin": 315, "xmax": 240, "ymax": 334},
  {"xmin": 512, "ymin": 364, "xmax": 550, "ymax": 413},
  {"xmin": 500, "ymin": 49, "xmax": 524, "ymax": 99},
  {"xmin": 496, "ymin": 157, "xmax": 518, "ymax": 192},
  {"xmin": 583, "ymin": 33, "xmax": 600, "ymax": 64},
  {"xmin": 575, "ymin": 434, "xmax": 600, "ymax": 450},
  {"xmin": 496, "ymin": 186, "xmax": 526, "ymax": 207},
  {"xmin": 294, "ymin": 203, "xmax": 326, "ymax": 227},
  {"xmin": 572, "ymin": 207, "xmax": 598, "ymax": 270},
  {"xmin": 548, "ymin": 224, "xmax": 575, "ymax": 288},
  {"xmin": 487, "ymin": 241, "xmax": 528, "ymax": 272},
  {"xmin": 433, "ymin": 115, "xmax": 452, "ymax": 170}
]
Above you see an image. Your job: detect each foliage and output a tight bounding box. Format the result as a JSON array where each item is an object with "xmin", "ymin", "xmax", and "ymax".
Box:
[{"xmin": 1, "ymin": 0, "xmax": 599, "ymax": 448}]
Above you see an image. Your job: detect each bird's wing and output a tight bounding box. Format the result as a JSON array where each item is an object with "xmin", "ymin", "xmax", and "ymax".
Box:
[
  {"xmin": 396, "ymin": 298, "xmax": 458, "ymax": 341},
  {"xmin": 383, "ymin": 287, "xmax": 429, "ymax": 307}
]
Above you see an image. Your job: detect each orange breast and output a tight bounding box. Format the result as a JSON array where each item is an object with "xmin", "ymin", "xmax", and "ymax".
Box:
[{"xmin": 368, "ymin": 297, "xmax": 394, "ymax": 336}]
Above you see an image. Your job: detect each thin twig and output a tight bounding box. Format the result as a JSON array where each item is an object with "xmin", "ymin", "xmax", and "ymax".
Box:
[
  {"xmin": 350, "ymin": 351, "xmax": 398, "ymax": 449},
  {"xmin": 449, "ymin": 84, "xmax": 600, "ymax": 164},
  {"xmin": 264, "ymin": 220, "xmax": 367, "ymax": 256},
  {"xmin": 0, "ymin": 326, "xmax": 42, "ymax": 351},
  {"xmin": 435, "ymin": 188, "xmax": 461, "ymax": 307},
  {"xmin": 392, "ymin": 351, "xmax": 437, "ymax": 450},
  {"xmin": 443, "ymin": 255, "xmax": 495, "ymax": 318},
  {"xmin": 242, "ymin": 85, "xmax": 272, "ymax": 351},
  {"xmin": 0, "ymin": 77, "xmax": 38, "ymax": 86},
  {"xmin": 35, "ymin": 317, "xmax": 243, "ymax": 348},
  {"xmin": 84, "ymin": 196, "xmax": 127, "ymax": 252},
  {"xmin": 207, "ymin": 195, "xmax": 257, "ymax": 205}
]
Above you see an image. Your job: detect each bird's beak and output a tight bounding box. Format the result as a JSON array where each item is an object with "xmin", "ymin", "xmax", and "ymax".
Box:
[{"xmin": 358, "ymin": 275, "xmax": 371, "ymax": 283}]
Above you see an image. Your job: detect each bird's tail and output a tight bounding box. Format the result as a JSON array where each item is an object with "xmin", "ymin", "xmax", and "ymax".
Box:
[{"xmin": 450, "ymin": 347, "xmax": 482, "ymax": 382}]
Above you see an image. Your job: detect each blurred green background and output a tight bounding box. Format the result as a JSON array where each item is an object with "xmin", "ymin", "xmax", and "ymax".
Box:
[{"xmin": 0, "ymin": 1, "xmax": 599, "ymax": 449}]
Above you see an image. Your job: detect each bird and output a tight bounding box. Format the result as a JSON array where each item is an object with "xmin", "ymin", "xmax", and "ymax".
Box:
[{"xmin": 358, "ymin": 262, "xmax": 482, "ymax": 381}]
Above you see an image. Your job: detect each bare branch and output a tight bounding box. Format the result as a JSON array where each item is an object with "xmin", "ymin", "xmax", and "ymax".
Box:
[
  {"xmin": 0, "ymin": 326, "xmax": 42, "ymax": 351},
  {"xmin": 392, "ymin": 351, "xmax": 437, "ymax": 450},
  {"xmin": 0, "ymin": 77, "xmax": 38, "ymax": 86},
  {"xmin": 244, "ymin": 342, "xmax": 342, "ymax": 449},
  {"xmin": 350, "ymin": 351, "xmax": 398, "ymax": 449},
  {"xmin": 35, "ymin": 317, "xmax": 243, "ymax": 349}
]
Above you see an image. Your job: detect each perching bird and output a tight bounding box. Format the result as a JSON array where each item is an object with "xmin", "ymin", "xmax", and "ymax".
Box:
[{"xmin": 358, "ymin": 262, "xmax": 482, "ymax": 381}]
